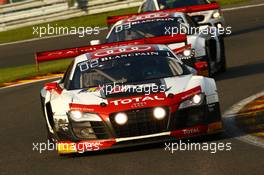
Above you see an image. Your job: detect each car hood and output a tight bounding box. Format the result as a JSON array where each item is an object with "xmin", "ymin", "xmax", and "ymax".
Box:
[{"xmin": 69, "ymin": 75, "xmax": 195, "ymax": 107}]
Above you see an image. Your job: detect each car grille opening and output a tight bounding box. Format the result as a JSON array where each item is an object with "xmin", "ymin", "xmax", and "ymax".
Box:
[
  {"xmin": 71, "ymin": 121, "xmax": 110, "ymax": 140},
  {"xmin": 110, "ymin": 107, "xmax": 169, "ymax": 138}
]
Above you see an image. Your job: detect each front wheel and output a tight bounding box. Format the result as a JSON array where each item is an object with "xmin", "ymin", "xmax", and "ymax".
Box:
[{"xmin": 40, "ymin": 95, "xmax": 56, "ymax": 143}]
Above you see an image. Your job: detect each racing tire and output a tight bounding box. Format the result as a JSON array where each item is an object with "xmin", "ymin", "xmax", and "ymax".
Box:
[{"xmin": 40, "ymin": 95, "xmax": 56, "ymax": 143}]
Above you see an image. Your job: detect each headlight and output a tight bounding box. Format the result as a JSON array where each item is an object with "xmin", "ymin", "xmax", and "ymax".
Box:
[
  {"xmin": 183, "ymin": 49, "xmax": 192, "ymax": 57},
  {"xmin": 192, "ymin": 94, "xmax": 202, "ymax": 104},
  {"xmin": 153, "ymin": 107, "xmax": 166, "ymax": 120},
  {"xmin": 216, "ymin": 23, "xmax": 223, "ymax": 28},
  {"xmin": 212, "ymin": 11, "xmax": 220, "ymax": 19},
  {"xmin": 68, "ymin": 111, "xmax": 102, "ymax": 122},
  {"xmin": 177, "ymin": 49, "xmax": 195, "ymax": 60},
  {"xmin": 179, "ymin": 94, "xmax": 204, "ymax": 109},
  {"xmin": 114, "ymin": 113, "xmax": 128, "ymax": 125},
  {"xmin": 69, "ymin": 111, "xmax": 82, "ymax": 120}
]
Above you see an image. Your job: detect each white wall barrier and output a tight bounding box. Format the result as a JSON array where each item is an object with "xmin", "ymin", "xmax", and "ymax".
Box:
[{"xmin": 0, "ymin": 0, "xmax": 142, "ymax": 32}]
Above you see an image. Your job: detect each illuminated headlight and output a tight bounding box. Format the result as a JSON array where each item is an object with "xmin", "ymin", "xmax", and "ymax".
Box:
[
  {"xmin": 183, "ymin": 49, "xmax": 192, "ymax": 57},
  {"xmin": 69, "ymin": 111, "xmax": 82, "ymax": 120},
  {"xmin": 68, "ymin": 111, "xmax": 102, "ymax": 122},
  {"xmin": 153, "ymin": 107, "xmax": 166, "ymax": 120},
  {"xmin": 217, "ymin": 23, "xmax": 223, "ymax": 28},
  {"xmin": 179, "ymin": 94, "xmax": 204, "ymax": 109},
  {"xmin": 114, "ymin": 113, "xmax": 128, "ymax": 125},
  {"xmin": 212, "ymin": 12, "xmax": 220, "ymax": 19},
  {"xmin": 177, "ymin": 49, "xmax": 195, "ymax": 60},
  {"xmin": 192, "ymin": 94, "xmax": 202, "ymax": 104}
]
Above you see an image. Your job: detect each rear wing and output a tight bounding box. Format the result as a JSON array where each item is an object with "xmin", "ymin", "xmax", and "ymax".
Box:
[
  {"xmin": 36, "ymin": 34, "xmax": 187, "ymax": 62},
  {"xmin": 107, "ymin": 13, "xmax": 138, "ymax": 26},
  {"xmin": 107, "ymin": 2, "xmax": 220, "ymax": 26},
  {"xmin": 35, "ymin": 34, "xmax": 187, "ymax": 70},
  {"xmin": 36, "ymin": 45, "xmax": 107, "ymax": 63},
  {"xmin": 35, "ymin": 43, "xmax": 114, "ymax": 71}
]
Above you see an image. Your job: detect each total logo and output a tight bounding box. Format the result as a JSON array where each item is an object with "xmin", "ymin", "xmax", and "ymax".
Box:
[{"xmin": 110, "ymin": 95, "xmax": 165, "ymax": 106}]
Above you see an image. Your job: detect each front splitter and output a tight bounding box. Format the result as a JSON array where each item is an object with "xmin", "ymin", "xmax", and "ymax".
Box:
[{"xmin": 57, "ymin": 122, "xmax": 223, "ymax": 154}]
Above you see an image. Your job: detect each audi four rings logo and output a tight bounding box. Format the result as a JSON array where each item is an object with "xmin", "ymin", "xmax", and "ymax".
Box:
[
  {"xmin": 93, "ymin": 46, "xmax": 152, "ymax": 57},
  {"xmin": 127, "ymin": 13, "xmax": 169, "ymax": 22}
]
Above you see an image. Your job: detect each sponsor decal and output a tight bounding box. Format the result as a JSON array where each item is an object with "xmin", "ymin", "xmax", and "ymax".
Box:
[
  {"xmin": 109, "ymin": 95, "xmax": 165, "ymax": 106},
  {"xmin": 116, "ymin": 17, "xmax": 176, "ymax": 33},
  {"xmin": 92, "ymin": 45, "xmax": 153, "ymax": 58},
  {"xmin": 79, "ymin": 87, "xmax": 102, "ymax": 93},
  {"xmin": 131, "ymin": 102, "xmax": 147, "ymax": 108},
  {"xmin": 127, "ymin": 13, "xmax": 170, "ymax": 22},
  {"xmin": 99, "ymin": 51, "xmax": 160, "ymax": 62},
  {"xmin": 87, "ymin": 87, "xmax": 101, "ymax": 92},
  {"xmin": 171, "ymin": 125, "xmax": 207, "ymax": 137},
  {"xmin": 69, "ymin": 86, "xmax": 202, "ymax": 115},
  {"xmin": 78, "ymin": 59, "xmax": 100, "ymax": 72}
]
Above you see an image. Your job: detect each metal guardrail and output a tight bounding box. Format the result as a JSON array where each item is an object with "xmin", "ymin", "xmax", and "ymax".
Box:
[
  {"xmin": 0, "ymin": 3, "xmax": 68, "ymax": 23},
  {"xmin": 0, "ymin": 0, "xmax": 65, "ymax": 14},
  {"xmin": 0, "ymin": 0, "xmax": 142, "ymax": 32}
]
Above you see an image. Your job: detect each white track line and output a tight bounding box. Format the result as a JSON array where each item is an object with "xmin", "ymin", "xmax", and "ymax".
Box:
[
  {"xmin": 223, "ymin": 91, "xmax": 264, "ymax": 149},
  {"xmin": 0, "ymin": 27, "xmax": 108, "ymax": 47},
  {"xmin": 0, "ymin": 76, "xmax": 61, "ymax": 91},
  {"xmin": 223, "ymin": 3, "xmax": 264, "ymax": 11}
]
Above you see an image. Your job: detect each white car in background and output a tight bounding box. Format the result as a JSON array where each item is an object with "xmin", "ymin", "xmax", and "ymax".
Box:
[
  {"xmin": 138, "ymin": 0, "xmax": 225, "ymax": 29},
  {"xmin": 106, "ymin": 12, "xmax": 227, "ymax": 76}
]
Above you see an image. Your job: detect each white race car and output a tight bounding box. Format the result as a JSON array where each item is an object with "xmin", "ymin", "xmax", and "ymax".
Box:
[
  {"xmin": 138, "ymin": 0, "xmax": 225, "ymax": 29},
  {"xmin": 105, "ymin": 11, "xmax": 227, "ymax": 76},
  {"xmin": 40, "ymin": 44, "xmax": 223, "ymax": 154}
]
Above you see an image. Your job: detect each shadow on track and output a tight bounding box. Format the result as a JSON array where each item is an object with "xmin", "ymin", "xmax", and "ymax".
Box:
[
  {"xmin": 59, "ymin": 133, "xmax": 228, "ymax": 159},
  {"xmin": 229, "ymin": 25, "xmax": 264, "ymax": 37},
  {"xmin": 215, "ymin": 61, "xmax": 264, "ymax": 81},
  {"xmin": 57, "ymin": 113, "xmax": 264, "ymax": 158}
]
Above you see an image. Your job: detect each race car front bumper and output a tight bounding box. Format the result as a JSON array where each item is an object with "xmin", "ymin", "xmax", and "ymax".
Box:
[
  {"xmin": 54, "ymin": 100, "xmax": 223, "ymax": 154},
  {"xmin": 57, "ymin": 121, "xmax": 223, "ymax": 154}
]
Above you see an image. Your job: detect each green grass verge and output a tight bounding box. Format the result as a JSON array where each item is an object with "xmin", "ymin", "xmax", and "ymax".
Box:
[
  {"xmin": 0, "ymin": 59, "xmax": 72, "ymax": 84},
  {"xmin": 0, "ymin": 7, "xmax": 138, "ymax": 44},
  {"xmin": 218, "ymin": 0, "xmax": 249, "ymax": 6}
]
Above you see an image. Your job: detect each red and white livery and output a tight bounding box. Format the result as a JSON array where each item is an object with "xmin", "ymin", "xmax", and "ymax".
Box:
[{"xmin": 40, "ymin": 45, "xmax": 223, "ymax": 154}]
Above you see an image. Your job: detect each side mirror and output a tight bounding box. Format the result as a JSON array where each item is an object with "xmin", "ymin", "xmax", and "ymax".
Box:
[
  {"xmin": 44, "ymin": 82, "xmax": 63, "ymax": 94},
  {"xmin": 90, "ymin": 40, "xmax": 101, "ymax": 45}
]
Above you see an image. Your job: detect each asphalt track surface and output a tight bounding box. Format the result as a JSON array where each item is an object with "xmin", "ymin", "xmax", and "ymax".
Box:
[{"xmin": 0, "ymin": 5, "xmax": 264, "ymax": 175}]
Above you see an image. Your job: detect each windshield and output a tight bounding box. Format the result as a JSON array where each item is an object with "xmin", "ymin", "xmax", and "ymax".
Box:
[
  {"xmin": 70, "ymin": 54, "xmax": 186, "ymax": 90},
  {"xmin": 157, "ymin": 0, "xmax": 209, "ymax": 10},
  {"xmin": 107, "ymin": 17, "xmax": 184, "ymax": 43}
]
